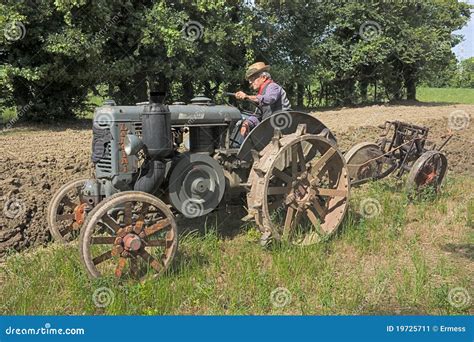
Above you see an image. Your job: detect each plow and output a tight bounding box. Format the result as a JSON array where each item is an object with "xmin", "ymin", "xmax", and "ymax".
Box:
[
  {"xmin": 46, "ymin": 93, "xmax": 450, "ymax": 280},
  {"xmin": 345, "ymin": 121, "xmax": 450, "ymax": 192}
]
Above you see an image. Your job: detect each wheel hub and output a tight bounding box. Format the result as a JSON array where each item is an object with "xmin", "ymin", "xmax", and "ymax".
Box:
[
  {"xmin": 191, "ymin": 177, "xmax": 209, "ymax": 194},
  {"xmin": 292, "ymin": 176, "xmax": 311, "ymax": 202},
  {"xmin": 168, "ymin": 154, "xmax": 226, "ymax": 218},
  {"xmin": 73, "ymin": 203, "xmax": 87, "ymax": 227},
  {"xmin": 123, "ymin": 233, "xmax": 142, "ymax": 252}
]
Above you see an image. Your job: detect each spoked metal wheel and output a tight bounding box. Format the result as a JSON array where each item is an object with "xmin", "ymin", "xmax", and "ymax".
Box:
[
  {"xmin": 79, "ymin": 191, "xmax": 178, "ymax": 280},
  {"xmin": 247, "ymin": 124, "xmax": 350, "ymax": 245},
  {"xmin": 344, "ymin": 142, "xmax": 386, "ymax": 185},
  {"xmin": 47, "ymin": 178, "xmax": 89, "ymax": 242},
  {"xmin": 406, "ymin": 150, "xmax": 447, "ymax": 194}
]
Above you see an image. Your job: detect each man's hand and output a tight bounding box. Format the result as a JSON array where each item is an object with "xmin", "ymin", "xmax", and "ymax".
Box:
[{"xmin": 235, "ymin": 91, "xmax": 248, "ymax": 100}]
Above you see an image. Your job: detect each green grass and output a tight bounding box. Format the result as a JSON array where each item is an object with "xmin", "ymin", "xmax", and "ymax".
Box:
[
  {"xmin": 417, "ymin": 87, "xmax": 474, "ymax": 104},
  {"xmin": 0, "ymin": 176, "xmax": 473, "ymax": 315}
]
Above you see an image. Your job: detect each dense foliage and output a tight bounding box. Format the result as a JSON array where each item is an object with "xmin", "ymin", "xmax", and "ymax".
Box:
[{"xmin": 0, "ymin": 0, "xmax": 471, "ymax": 120}]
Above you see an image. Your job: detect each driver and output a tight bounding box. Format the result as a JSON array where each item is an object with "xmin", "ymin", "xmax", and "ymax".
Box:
[{"xmin": 235, "ymin": 62, "xmax": 291, "ymax": 136}]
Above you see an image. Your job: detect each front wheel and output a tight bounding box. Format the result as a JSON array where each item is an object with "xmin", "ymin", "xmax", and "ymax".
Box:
[{"xmin": 79, "ymin": 191, "xmax": 178, "ymax": 280}]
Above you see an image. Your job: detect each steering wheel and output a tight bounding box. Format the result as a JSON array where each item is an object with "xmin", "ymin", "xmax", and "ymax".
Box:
[{"xmin": 223, "ymin": 92, "xmax": 263, "ymax": 117}]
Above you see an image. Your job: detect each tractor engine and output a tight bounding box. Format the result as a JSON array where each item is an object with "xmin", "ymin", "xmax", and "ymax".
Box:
[{"xmin": 87, "ymin": 94, "xmax": 242, "ymax": 212}]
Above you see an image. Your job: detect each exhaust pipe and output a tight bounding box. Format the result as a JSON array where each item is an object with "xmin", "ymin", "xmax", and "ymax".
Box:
[{"xmin": 133, "ymin": 160, "xmax": 165, "ymax": 194}]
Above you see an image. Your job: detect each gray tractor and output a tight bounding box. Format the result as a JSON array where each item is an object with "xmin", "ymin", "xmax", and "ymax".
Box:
[{"xmin": 47, "ymin": 92, "xmax": 350, "ymax": 279}]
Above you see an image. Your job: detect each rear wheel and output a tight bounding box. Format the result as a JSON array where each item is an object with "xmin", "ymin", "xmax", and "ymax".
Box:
[
  {"xmin": 247, "ymin": 124, "xmax": 350, "ymax": 245},
  {"xmin": 406, "ymin": 151, "xmax": 447, "ymax": 195}
]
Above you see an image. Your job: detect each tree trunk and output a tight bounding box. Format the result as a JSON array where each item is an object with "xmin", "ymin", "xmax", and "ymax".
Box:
[
  {"xmin": 182, "ymin": 77, "xmax": 194, "ymax": 103},
  {"xmin": 360, "ymin": 80, "xmax": 368, "ymax": 103},
  {"xmin": 404, "ymin": 69, "xmax": 417, "ymax": 100},
  {"xmin": 132, "ymin": 71, "xmax": 148, "ymax": 103},
  {"xmin": 343, "ymin": 79, "xmax": 355, "ymax": 106},
  {"xmin": 297, "ymin": 82, "xmax": 304, "ymax": 108},
  {"xmin": 374, "ymin": 81, "xmax": 377, "ymax": 103}
]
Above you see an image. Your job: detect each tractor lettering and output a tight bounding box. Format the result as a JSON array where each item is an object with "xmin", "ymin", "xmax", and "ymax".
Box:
[{"xmin": 119, "ymin": 123, "xmax": 129, "ymax": 172}]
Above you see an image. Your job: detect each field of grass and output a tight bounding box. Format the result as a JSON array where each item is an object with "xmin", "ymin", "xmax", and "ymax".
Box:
[
  {"xmin": 416, "ymin": 87, "xmax": 474, "ymax": 104},
  {"xmin": 1, "ymin": 175, "xmax": 472, "ymax": 315}
]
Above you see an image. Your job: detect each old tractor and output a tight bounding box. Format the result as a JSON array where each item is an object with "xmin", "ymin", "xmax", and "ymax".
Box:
[{"xmin": 47, "ymin": 92, "xmax": 350, "ymax": 279}]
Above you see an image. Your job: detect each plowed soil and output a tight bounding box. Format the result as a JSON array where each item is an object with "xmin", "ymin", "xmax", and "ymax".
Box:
[{"xmin": 0, "ymin": 103, "xmax": 472, "ymax": 258}]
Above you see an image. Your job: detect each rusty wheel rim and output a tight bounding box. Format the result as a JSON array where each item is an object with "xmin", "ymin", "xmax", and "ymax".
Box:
[
  {"xmin": 407, "ymin": 150, "xmax": 448, "ymax": 193},
  {"xmin": 247, "ymin": 125, "xmax": 350, "ymax": 245},
  {"xmin": 48, "ymin": 178, "xmax": 89, "ymax": 242},
  {"xmin": 81, "ymin": 192, "xmax": 177, "ymax": 279},
  {"xmin": 344, "ymin": 142, "xmax": 384, "ymax": 184}
]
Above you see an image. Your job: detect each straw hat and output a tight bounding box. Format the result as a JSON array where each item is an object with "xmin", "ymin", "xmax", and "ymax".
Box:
[{"xmin": 245, "ymin": 62, "xmax": 270, "ymax": 80}]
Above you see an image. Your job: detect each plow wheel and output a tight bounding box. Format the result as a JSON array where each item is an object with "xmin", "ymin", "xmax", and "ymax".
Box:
[
  {"xmin": 344, "ymin": 142, "xmax": 385, "ymax": 185},
  {"xmin": 79, "ymin": 191, "xmax": 178, "ymax": 280},
  {"xmin": 247, "ymin": 124, "xmax": 350, "ymax": 245},
  {"xmin": 406, "ymin": 150, "xmax": 447, "ymax": 194},
  {"xmin": 47, "ymin": 177, "xmax": 89, "ymax": 243}
]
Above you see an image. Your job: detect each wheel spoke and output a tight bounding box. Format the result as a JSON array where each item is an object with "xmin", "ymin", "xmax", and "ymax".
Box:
[
  {"xmin": 291, "ymin": 145, "xmax": 298, "ymax": 175},
  {"xmin": 282, "ymin": 206, "xmax": 296, "ymax": 239},
  {"xmin": 92, "ymin": 250, "xmax": 112, "ymax": 265},
  {"xmin": 91, "ymin": 236, "xmax": 116, "ymax": 244},
  {"xmin": 272, "ymin": 168, "xmax": 293, "ymax": 184},
  {"xmin": 130, "ymin": 257, "xmax": 139, "ymax": 278},
  {"xmin": 62, "ymin": 196, "xmax": 76, "ymax": 209},
  {"xmin": 316, "ymin": 188, "xmax": 348, "ymax": 198},
  {"xmin": 310, "ymin": 147, "xmax": 336, "ymax": 178},
  {"xmin": 138, "ymin": 249, "xmax": 163, "ymax": 272},
  {"xmin": 138, "ymin": 203, "xmax": 150, "ymax": 221},
  {"xmin": 312, "ymin": 199, "xmax": 326, "ymax": 219},
  {"xmin": 57, "ymin": 213, "xmax": 75, "ymax": 221},
  {"xmin": 101, "ymin": 214, "xmax": 120, "ymax": 233},
  {"xmin": 305, "ymin": 208, "xmax": 323, "ymax": 236},
  {"xmin": 145, "ymin": 239, "xmax": 169, "ymax": 247},
  {"xmin": 114, "ymin": 257, "xmax": 127, "ymax": 278},
  {"xmin": 296, "ymin": 142, "xmax": 306, "ymax": 171},
  {"xmin": 123, "ymin": 202, "xmax": 133, "ymax": 226},
  {"xmin": 304, "ymin": 144, "xmax": 318, "ymax": 162},
  {"xmin": 143, "ymin": 218, "xmax": 171, "ymax": 237}
]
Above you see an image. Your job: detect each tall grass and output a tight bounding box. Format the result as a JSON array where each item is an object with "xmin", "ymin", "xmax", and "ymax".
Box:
[
  {"xmin": 0, "ymin": 176, "xmax": 472, "ymax": 315},
  {"xmin": 416, "ymin": 87, "xmax": 474, "ymax": 104}
]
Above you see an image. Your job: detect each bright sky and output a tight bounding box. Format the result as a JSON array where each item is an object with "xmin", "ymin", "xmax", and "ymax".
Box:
[{"xmin": 453, "ymin": 0, "xmax": 474, "ymax": 60}]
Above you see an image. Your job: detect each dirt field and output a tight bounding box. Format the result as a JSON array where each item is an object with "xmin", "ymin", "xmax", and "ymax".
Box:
[{"xmin": 0, "ymin": 103, "xmax": 472, "ymax": 258}]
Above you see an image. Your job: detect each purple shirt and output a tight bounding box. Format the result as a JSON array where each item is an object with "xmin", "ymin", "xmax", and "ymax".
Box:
[{"xmin": 255, "ymin": 82, "xmax": 291, "ymax": 119}]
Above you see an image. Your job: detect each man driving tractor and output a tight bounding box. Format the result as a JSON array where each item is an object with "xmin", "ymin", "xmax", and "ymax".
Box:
[{"xmin": 235, "ymin": 62, "xmax": 291, "ymax": 136}]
